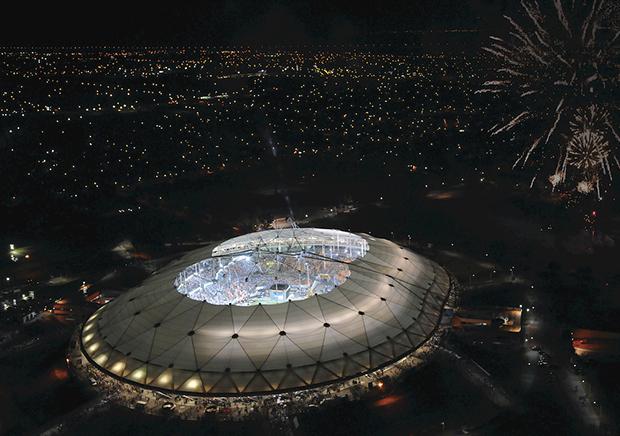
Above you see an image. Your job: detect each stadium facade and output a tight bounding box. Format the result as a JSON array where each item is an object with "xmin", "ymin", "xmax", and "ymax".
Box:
[{"xmin": 77, "ymin": 228, "xmax": 453, "ymax": 397}]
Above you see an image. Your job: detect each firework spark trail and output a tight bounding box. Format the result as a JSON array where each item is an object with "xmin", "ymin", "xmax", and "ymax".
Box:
[
  {"xmin": 492, "ymin": 112, "xmax": 530, "ymax": 136},
  {"xmin": 498, "ymin": 68, "xmax": 528, "ymax": 77},
  {"xmin": 480, "ymin": 0, "xmax": 620, "ymax": 198},
  {"xmin": 582, "ymin": 0, "xmax": 600, "ymax": 44},
  {"xmin": 521, "ymin": 90, "xmax": 538, "ymax": 97},
  {"xmin": 514, "ymin": 136, "xmax": 542, "ymax": 169},
  {"xmin": 554, "ymin": 0, "xmax": 572, "ymax": 35}
]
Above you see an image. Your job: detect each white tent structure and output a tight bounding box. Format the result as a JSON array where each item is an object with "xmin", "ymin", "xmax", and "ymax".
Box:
[{"xmin": 80, "ymin": 228, "xmax": 452, "ymax": 396}]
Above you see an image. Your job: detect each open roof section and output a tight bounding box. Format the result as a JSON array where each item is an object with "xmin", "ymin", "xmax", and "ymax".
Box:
[{"xmin": 175, "ymin": 228, "xmax": 369, "ymax": 306}]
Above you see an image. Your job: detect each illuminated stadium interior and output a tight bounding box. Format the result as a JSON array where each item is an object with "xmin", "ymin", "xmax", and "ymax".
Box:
[{"xmin": 174, "ymin": 228, "xmax": 369, "ymax": 306}]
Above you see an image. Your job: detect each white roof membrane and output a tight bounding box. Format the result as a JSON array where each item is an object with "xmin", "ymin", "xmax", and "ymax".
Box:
[{"xmin": 81, "ymin": 230, "xmax": 452, "ymax": 396}]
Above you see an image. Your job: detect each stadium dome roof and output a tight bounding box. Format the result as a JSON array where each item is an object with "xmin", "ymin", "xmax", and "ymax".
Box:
[{"xmin": 80, "ymin": 228, "xmax": 452, "ymax": 396}]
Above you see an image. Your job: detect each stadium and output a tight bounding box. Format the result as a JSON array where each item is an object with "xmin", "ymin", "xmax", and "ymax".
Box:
[{"xmin": 74, "ymin": 228, "xmax": 453, "ymax": 403}]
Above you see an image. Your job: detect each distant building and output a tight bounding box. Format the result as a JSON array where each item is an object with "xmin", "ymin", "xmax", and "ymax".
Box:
[
  {"xmin": 572, "ymin": 329, "xmax": 620, "ymax": 360},
  {"xmin": 270, "ymin": 217, "xmax": 297, "ymax": 229}
]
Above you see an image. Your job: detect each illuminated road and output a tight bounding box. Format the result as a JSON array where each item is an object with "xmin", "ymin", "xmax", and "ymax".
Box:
[
  {"xmin": 520, "ymin": 286, "xmax": 610, "ymax": 434},
  {"xmin": 429, "ymin": 240, "xmax": 617, "ymax": 436},
  {"xmin": 435, "ymin": 345, "xmax": 514, "ymax": 409}
]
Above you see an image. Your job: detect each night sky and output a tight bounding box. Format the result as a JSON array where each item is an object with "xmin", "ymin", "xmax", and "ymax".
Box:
[{"xmin": 2, "ymin": 0, "xmax": 513, "ymax": 45}]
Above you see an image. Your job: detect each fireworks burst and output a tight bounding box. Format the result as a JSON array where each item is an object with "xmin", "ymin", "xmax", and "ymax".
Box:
[
  {"xmin": 564, "ymin": 129, "xmax": 612, "ymax": 198},
  {"xmin": 577, "ymin": 179, "xmax": 594, "ymax": 194},
  {"xmin": 569, "ymin": 105, "xmax": 611, "ymax": 134},
  {"xmin": 479, "ymin": 0, "xmax": 620, "ymax": 198},
  {"xmin": 566, "ymin": 130, "xmax": 610, "ymax": 172}
]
